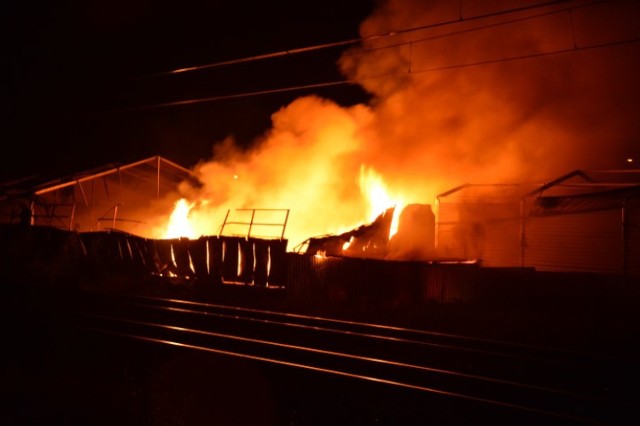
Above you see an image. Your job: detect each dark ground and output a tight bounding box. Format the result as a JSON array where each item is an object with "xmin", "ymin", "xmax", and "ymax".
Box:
[
  {"xmin": 6, "ymin": 317, "xmax": 588, "ymax": 426},
  {"xmin": 5, "ymin": 277, "xmax": 639, "ymax": 426}
]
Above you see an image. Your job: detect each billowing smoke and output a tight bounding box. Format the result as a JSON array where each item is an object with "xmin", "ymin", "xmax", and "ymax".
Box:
[
  {"xmin": 171, "ymin": 96, "xmax": 376, "ymax": 248},
  {"xmin": 141, "ymin": 0, "xmax": 640, "ymax": 250},
  {"xmin": 339, "ymin": 0, "xmax": 640, "ymax": 188}
]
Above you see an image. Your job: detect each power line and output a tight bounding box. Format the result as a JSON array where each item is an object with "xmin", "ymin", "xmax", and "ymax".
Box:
[
  {"xmin": 97, "ymin": 0, "xmax": 634, "ymax": 114},
  {"xmin": 413, "ymin": 36, "xmax": 640, "ymax": 73},
  {"xmin": 142, "ymin": 40, "xmax": 364, "ymax": 79},
  {"xmin": 343, "ymin": 0, "xmax": 604, "ymax": 59},
  {"xmin": 106, "ymin": 35, "xmax": 639, "ymax": 114},
  {"xmin": 140, "ymin": 0, "xmax": 576, "ymax": 79},
  {"xmin": 115, "ymin": 81, "xmax": 360, "ymax": 113}
]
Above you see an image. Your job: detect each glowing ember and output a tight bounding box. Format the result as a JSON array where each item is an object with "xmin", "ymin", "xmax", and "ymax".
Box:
[
  {"xmin": 342, "ymin": 236, "xmax": 355, "ymax": 251},
  {"xmin": 164, "ymin": 198, "xmax": 196, "ymax": 239}
]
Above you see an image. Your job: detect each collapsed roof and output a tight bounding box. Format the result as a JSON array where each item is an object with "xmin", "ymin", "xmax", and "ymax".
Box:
[{"xmin": 0, "ymin": 156, "xmax": 197, "ymax": 234}]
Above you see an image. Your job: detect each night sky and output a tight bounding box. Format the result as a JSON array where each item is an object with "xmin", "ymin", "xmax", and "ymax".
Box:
[
  {"xmin": 3, "ymin": 0, "xmax": 639, "ymax": 188},
  {"xmin": 2, "ymin": 0, "xmax": 376, "ymax": 182}
]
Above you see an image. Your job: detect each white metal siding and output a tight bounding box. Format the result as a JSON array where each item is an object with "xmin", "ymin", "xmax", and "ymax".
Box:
[
  {"xmin": 524, "ymin": 209, "xmax": 622, "ymax": 274},
  {"xmin": 626, "ymin": 204, "xmax": 640, "ymax": 277},
  {"xmin": 437, "ymin": 201, "xmax": 521, "ymax": 266}
]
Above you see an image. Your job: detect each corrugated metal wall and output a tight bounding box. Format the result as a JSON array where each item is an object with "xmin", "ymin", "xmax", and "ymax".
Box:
[
  {"xmin": 625, "ymin": 202, "xmax": 640, "ymax": 277},
  {"xmin": 480, "ymin": 208, "xmax": 522, "ymax": 267},
  {"xmin": 524, "ymin": 209, "xmax": 623, "ymax": 274},
  {"xmin": 437, "ymin": 201, "xmax": 522, "ymax": 266},
  {"xmin": 286, "ymin": 254, "xmax": 479, "ymax": 308},
  {"xmin": 438, "ymin": 198, "xmax": 640, "ymax": 277}
]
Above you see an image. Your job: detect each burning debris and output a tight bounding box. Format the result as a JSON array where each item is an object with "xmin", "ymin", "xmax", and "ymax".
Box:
[
  {"xmin": 302, "ymin": 207, "xmax": 395, "ymax": 258},
  {"xmin": 301, "ymin": 203, "xmax": 438, "ymax": 262}
]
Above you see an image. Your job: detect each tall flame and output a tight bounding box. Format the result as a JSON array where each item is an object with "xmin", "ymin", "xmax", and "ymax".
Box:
[
  {"xmin": 164, "ymin": 198, "xmax": 196, "ymax": 239},
  {"xmin": 359, "ymin": 165, "xmax": 403, "ymax": 238}
]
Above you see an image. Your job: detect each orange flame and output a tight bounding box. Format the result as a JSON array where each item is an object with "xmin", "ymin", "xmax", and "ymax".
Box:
[
  {"xmin": 359, "ymin": 165, "xmax": 403, "ymax": 238},
  {"xmin": 159, "ymin": 165, "xmax": 406, "ymax": 245},
  {"xmin": 164, "ymin": 198, "xmax": 196, "ymax": 239}
]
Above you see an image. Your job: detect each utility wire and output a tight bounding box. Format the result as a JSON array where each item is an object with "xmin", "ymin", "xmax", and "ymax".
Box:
[
  {"xmin": 110, "ymin": 35, "xmax": 639, "ymax": 114},
  {"xmin": 55, "ymin": 0, "xmax": 613, "ymax": 119},
  {"xmin": 141, "ymin": 0, "xmax": 576, "ymax": 79},
  {"xmin": 127, "ymin": 38, "xmax": 640, "ymax": 112},
  {"xmin": 344, "ymin": 0, "xmax": 604, "ymax": 58},
  {"xmin": 102, "ymin": 1, "xmax": 634, "ymax": 114},
  {"xmin": 415, "ymin": 36, "xmax": 640, "ymax": 74},
  {"xmin": 118, "ymin": 81, "xmax": 359, "ymax": 113}
]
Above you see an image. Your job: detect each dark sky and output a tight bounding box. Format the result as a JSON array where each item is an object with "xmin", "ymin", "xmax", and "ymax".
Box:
[
  {"xmin": 5, "ymin": 0, "xmax": 639, "ymax": 189},
  {"xmin": 2, "ymin": 0, "xmax": 377, "ymax": 182}
]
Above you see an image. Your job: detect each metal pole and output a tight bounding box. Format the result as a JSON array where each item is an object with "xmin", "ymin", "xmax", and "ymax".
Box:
[
  {"xmin": 248, "ymin": 209, "xmax": 256, "ymax": 238},
  {"xmin": 69, "ymin": 204, "xmax": 75, "ymax": 231},
  {"xmin": 112, "ymin": 204, "xmax": 119, "ymax": 230},
  {"xmin": 434, "ymin": 198, "xmax": 440, "ymax": 250},
  {"xmin": 219, "ymin": 209, "xmax": 231, "ymax": 237},
  {"xmin": 621, "ymin": 199, "xmax": 627, "ymax": 275},
  {"xmin": 77, "ymin": 180, "xmax": 95, "ymax": 231},
  {"xmin": 520, "ymin": 197, "xmax": 526, "ymax": 267},
  {"xmin": 281, "ymin": 210, "xmax": 290, "ymax": 240},
  {"xmin": 157, "ymin": 156, "xmax": 161, "ymax": 199}
]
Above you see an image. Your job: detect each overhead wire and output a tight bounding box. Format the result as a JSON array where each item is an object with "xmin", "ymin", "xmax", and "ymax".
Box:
[
  {"xmin": 93, "ymin": 0, "xmax": 634, "ymax": 114},
  {"xmin": 141, "ymin": 0, "xmax": 575, "ymax": 79},
  {"xmin": 115, "ymin": 81, "xmax": 357, "ymax": 113}
]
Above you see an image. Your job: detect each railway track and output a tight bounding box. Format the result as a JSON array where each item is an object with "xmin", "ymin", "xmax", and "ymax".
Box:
[
  {"xmin": 8, "ymin": 287, "xmax": 638, "ymax": 424},
  {"xmin": 31, "ymin": 290, "xmax": 630, "ymax": 425}
]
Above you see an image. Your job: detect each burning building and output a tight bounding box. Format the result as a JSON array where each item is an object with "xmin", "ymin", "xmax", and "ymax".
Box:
[
  {"xmin": 2, "ymin": 154, "xmax": 638, "ymax": 295},
  {"xmin": 1, "ymin": 0, "xmax": 639, "ymax": 330},
  {"xmin": 437, "ymin": 169, "xmax": 640, "ymax": 276},
  {"xmin": 2, "ymin": 156, "xmax": 639, "ymax": 276},
  {"xmin": 0, "ymin": 156, "xmax": 196, "ymax": 235}
]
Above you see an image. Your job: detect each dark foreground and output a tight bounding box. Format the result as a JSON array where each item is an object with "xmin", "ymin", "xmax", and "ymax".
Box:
[
  {"xmin": 5, "ymin": 287, "xmax": 639, "ymax": 426},
  {"xmin": 5, "ymin": 327, "xmax": 540, "ymax": 426}
]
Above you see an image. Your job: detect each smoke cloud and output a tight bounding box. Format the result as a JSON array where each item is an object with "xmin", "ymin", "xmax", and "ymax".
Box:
[
  {"xmin": 142, "ymin": 0, "xmax": 640, "ymax": 249},
  {"xmin": 340, "ymin": 0, "xmax": 640, "ymax": 185}
]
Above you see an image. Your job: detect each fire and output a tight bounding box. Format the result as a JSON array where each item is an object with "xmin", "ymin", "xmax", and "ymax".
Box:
[
  {"xmin": 164, "ymin": 198, "xmax": 196, "ymax": 239},
  {"xmin": 125, "ymin": 0, "xmax": 637, "ymax": 261},
  {"xmin": 359, "ymin": 165, "xmax": 403, "ymax": 238},
  {"xmin": 158, "ymin": 164, "xmax": 406, "ymax": 247}
]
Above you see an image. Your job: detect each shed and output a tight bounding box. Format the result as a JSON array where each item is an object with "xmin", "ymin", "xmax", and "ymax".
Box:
[
  {"xmin": 436, "ymin": 170, "xmax": 640, "ymax": 277},
  {"xmin": 0, "ymin": 156, "xmax": 196, "ymax": 236}
]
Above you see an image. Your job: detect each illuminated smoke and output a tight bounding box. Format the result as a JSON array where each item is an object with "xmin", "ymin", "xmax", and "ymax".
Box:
[
  {"xmin": 141, "ymin": 0, "xmax": 640, "ymax": 250},
  {"xmin": 339, "ymin": 0, "xmax": 640, "ymax": 192},
  {"xmin": 146, "ymin": 96, "xmax": 377, "ymax": 247}
]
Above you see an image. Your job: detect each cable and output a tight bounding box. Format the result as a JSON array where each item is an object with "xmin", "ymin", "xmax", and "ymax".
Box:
[
  {"xmin": 100, "ymin": 35, "xmax": 639, "ymax": 115},
  {"xmin": 75, "ymin": 80, "xmax": 359, "ymax": 116},
  {"xmin": 412, "ymin": 36, "xmax": 640, "ymax": 74},
  {"xmin": 140, "ymin": 0, "xmax": 576, "ymax": 79},
  {"xmin": 342, "ymin": 0, "xmax": 605, "ymax": 58},
  {"xmin": 68, "ymin": 0, "xmax": 629, "ymax": 116}
]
